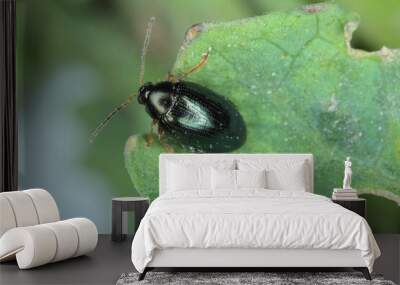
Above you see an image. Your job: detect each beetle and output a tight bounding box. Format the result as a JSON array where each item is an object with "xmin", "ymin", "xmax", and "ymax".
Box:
[{"xmin": 90, "ymin": 17, "xmax": 246, "ymax": 152}]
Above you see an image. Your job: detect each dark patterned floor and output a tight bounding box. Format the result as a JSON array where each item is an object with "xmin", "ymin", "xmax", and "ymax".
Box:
[{"xmin": 117, "ymin": 271, "xmax": 395, "ymax": 285}]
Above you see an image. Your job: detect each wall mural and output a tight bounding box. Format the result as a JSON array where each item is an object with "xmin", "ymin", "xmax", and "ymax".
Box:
[
  {"xmin": 119, "ymin": 3, "xmax": 400, "ymax": 232},
  {"xmin": 17, "ymin": 1, "xmax": 399, "ymax": 234}
]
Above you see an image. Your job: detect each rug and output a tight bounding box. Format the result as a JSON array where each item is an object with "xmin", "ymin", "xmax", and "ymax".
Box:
[{"xmin": 116, "ymin": 271, "xmax": 396, "ymax": 285}]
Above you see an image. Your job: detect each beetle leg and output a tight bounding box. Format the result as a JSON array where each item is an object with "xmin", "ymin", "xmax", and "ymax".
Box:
[
  {"xmin": 157, "ymin": 126, "xmax": 174, "ymax": 153},
  {"xmin": 145, "ymin": 119, "xmax": 157, "ymax": 146},
  {"xmin": 166, "ymin": 72, "xmax": 177, "ymax": 83},
  {"xmin": 157, "ymin": 126, "xmax": 165, "ymax": 141},
  {"xmin": 175, "ymin": 48, "xmax": 210, "ymax": 81}
]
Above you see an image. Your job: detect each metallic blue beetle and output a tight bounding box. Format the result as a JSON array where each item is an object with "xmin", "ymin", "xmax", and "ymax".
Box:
[{"xmin": 91, "ymin": 18, "xmax": 246, "ymax": 152}]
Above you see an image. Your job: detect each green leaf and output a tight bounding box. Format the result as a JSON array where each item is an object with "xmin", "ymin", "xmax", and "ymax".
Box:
[{"xmin": 125, "ymin": 2, "xmax": 400, "ymax": 213}]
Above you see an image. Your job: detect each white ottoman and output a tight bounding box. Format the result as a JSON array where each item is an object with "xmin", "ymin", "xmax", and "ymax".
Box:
[{"xmin": 0, "ymin": 189, "xmax": 98, "ymax": 269}]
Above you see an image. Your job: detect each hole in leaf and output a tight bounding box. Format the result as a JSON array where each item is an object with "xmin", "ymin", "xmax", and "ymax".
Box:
[{"xmin": 350, "ymin": 29, "xmax": 383, "ymax": 52}]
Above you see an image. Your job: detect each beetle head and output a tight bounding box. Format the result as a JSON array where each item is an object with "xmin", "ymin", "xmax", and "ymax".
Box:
[{"xmin": 138, "ymin": 82, "xmax": 153, "ymax": 104}]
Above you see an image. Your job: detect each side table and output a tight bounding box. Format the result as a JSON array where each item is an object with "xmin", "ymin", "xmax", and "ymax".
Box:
[
  {"xmin": 332, "ymin": 198, "xmax": 366, "ymax": 218},
  {"xmin": 112, "ymin": 197, "xmax": 149, "ymax": 242}
]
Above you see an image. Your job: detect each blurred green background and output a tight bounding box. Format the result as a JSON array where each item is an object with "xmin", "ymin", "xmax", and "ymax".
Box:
[{"xmin": 16, "ymin": 0, "xmax": 400, "ymax": 233}]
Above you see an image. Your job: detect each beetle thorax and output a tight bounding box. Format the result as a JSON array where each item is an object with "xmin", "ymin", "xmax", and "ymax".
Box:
[
  {"xmin": 138, "ymin": 87, "xmax": 173, "ymax": 119},
  {"xmin": 137, "ymin": 81, "xmax": 176, "ymax": 119},
  {"xmin": 147, "ymin": 91, "xmax": 173, "ymax": 117}
]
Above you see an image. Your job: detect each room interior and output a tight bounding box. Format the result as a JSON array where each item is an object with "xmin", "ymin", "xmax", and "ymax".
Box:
[{"xmin": 1, "ymin": 0, "xmax": 399, "ymax": 284}]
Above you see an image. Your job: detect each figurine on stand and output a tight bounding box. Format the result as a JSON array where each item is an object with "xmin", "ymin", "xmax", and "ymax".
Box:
[
  {"xmin": 343, "ymin": 157, "xmax": 352, "ymax": 190},
  {"xmin": 332, "ymin": 157, "xmax": 357, "ymax": 199}
]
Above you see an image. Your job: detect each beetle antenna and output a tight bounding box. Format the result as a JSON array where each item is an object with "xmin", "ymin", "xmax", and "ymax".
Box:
[
  {"xmin": 139, "ymin": 17, "xmax": 155, "ymax": 86},
  {"xmin": 89, "ymin": 94, "xmax": 135, "ymax": 143},
  {"xmin": 90, "ymin": 17, "xmax": 156, "ymax": 143}
]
